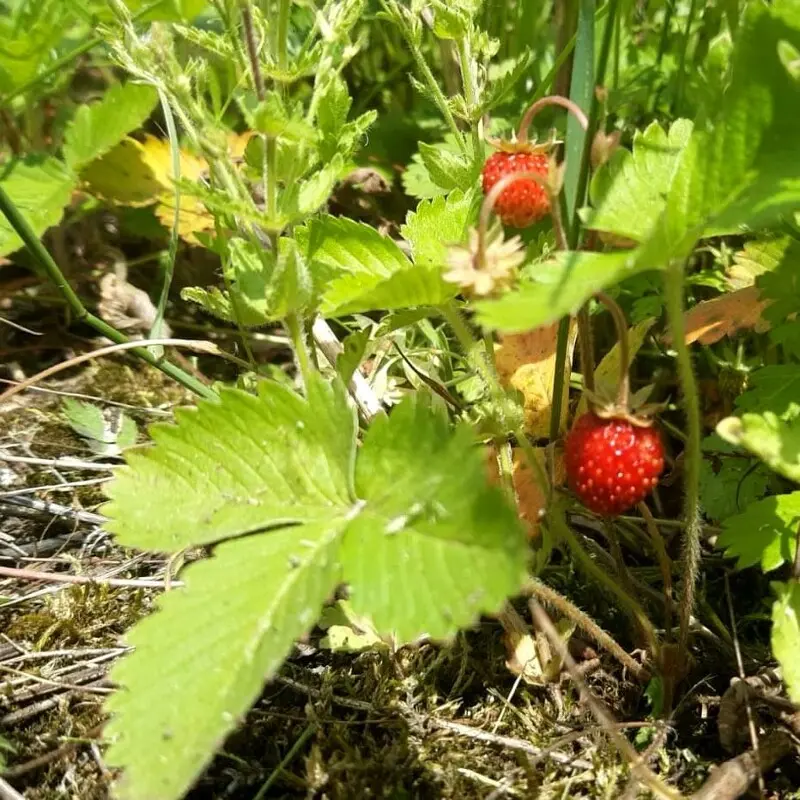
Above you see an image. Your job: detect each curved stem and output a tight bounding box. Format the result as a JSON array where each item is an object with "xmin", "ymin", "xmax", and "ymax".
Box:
[
  {"xmin": 594, "ymin": 291, "xmax": 630, "ymax": 408},
  {"xmin": 663, "ymin": 260, "xmax": 702, "ymax": 667},
  {"xmin": 526, "ymin": 577, "xmax": 646, "ymax": 679},
  {"xmin": 477, "ymin": 169, "xmax": 560, "ymax": 268},
  {"xmin": 552, "ymin": 507, "xmax": 659, "ymax": 657},
  {"xmin": 517, "ymin": 94, "xmax": 589, "ymax": 143},
  {"xmin": 639, "ymin": 502, "xmax": 673, "ymax": 641}
]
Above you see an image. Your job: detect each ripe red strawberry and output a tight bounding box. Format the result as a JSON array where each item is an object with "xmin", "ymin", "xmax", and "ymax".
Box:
[
  {"xmin": 481, "ymin": 150, "xmax": 550, "ymax": 228},
  {"xmin": 564, "ymin": 412, "xmax": 664, "ymax": 517}
]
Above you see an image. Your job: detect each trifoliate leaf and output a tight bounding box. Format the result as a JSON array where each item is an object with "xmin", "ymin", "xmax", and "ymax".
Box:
[
  {"xmin": 103, "ymin": 377, "xmax": 528, "ymax": 798},
  {"xmin": 581, "ymin": 119, "xmax": 693, "ymax": 243},
  {"xmin": 735, "ymin": 365, "xmax": 800, "ymax": 419},
  {"xmin": 475, "ymin": 249, "xmax": 654, "ymax": 333},
  {"xmin": 401, "ymin": 189, "xmax": 476, "ymax": 268},
  {"xmin": 0, "ymin": 157, "xmax": 75, "ymax": 257},
  {"xmin": 717, "ymin": 413, "xmax": 800, "ymax": 483},
  {"xmin": 103, "ymin": 376, "xmax": 357, "ymax": 551},
  {"xmin": 64, "ymin": 83, "xmax": 159, "ymax": 172},
  {"xmin": 105, "ymin": 521, "xmax": 344, "ymax": 800},
  {"xmin": 342, "ymin": 395, "xmax": 527, "ymax": 642},
  {"xmin": 717, "ymin": 491, "xmax": 800, "ymax": 572},
  {"xmin": 771, "ymin": 581, "xmax": 800, "ymax": 705}
]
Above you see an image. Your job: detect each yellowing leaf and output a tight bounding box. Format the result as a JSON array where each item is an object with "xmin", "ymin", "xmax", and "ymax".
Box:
[
  {"xmin": 81, "ymin": 133, "xmax": 256, "ymax": 243},
  {"xmin": 494, "ymin": 322, "xmax": 577, "ymax": 438},
  {"xmin": 486, "ymin": 446, "xmax": 565, "ymax": 540},
  {"xmin": 673, "ymin": 287, "xmax": 772, "ymax": 345},
  {"xmin": 577, "ymin": 317, "xmax": 656, "ymax": 416}
]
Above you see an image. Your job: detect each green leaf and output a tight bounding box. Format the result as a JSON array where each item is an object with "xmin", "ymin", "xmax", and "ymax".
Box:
[
  {"xmin": 0, "ymin": 157, "xmax": 75, "ymax": 257},
  {"xmin": 336, "ymin": 328, "xmax": 371, "ymax": 385},
  {"xmin": 316, "ymin": 75, "xmax": 352, "ymax": 143},
  {"xmin": 63, "ymin": 83, "xmax": 159, "ymax": 172},
  {"xmin": 301, "ymin": 216, "xmax": 452, "ymax": 314},
  {"xmin": 343, "ymin": 395, "xmax": 527, "ymax": 641},
  {"xmin": 103, "ymin": 376, "xmax": 357, "ymax": 551},
  {"xmin": 475, "ymin": 249, "xmax": 653, "ymax": 333},
  {"xmin": 771, "ymin": 581, "xmax": 800, "ymax": 705},
  {"xmin": 699, "ymin": 455, "xmax": 772, "ymax": 522},
  {"xmin": 717, "ymin": 491, "xmax": 800, "ymax": 572},
  {"xmin": 636, "ymin": 2, "xmax": 800, "ymax": 271},
  {"xmin": 418, "ymin": 142, "xmax": 478, "ymax": 192},
  {"xmin": 401, "ymin": 189, "xmax": 475, "ymax": 268},
  {"xmin": 717, "ymin": 413, "xmax": 800, "ymax": 483},
  {"xmin": 324, "ymin": 263, "xmax": 456, "ymax": 317},
  {"xmin": 105, "ymin": 521, "xmax": 343, "ymax": 800},
  {"xmin": 581, "ymin": 119, "xmax": 693, "ymax": 243},
  {"xmin": 479, "ymin": 51, "xmax": 535, "ymax": 116},
  {"xmin": 755, "ymin": 236, "xmax": 800, "ymax": 357},
  {"xmin": 735, "ymin": 365, "xmax": 800, "ymax": 419},
  {"xmin": 103, "ymin": 379, "xmax": 528, "ymax": 797},
  {"xmin": 63, "ymin": 398, "xmax": 137, "ymax": 457},
  {"xmin": 239, "ymin": 91, "xmax": 317, "ymax": 144}
]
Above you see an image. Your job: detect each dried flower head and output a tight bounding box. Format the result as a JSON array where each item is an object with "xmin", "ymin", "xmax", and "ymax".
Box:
[{"xmin": 444, "ymin": 223, "xmax": 526, "ymax": 297}]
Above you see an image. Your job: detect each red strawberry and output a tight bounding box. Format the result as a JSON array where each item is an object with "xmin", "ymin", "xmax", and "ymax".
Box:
[
  {"xmin": 481, "ymin": 150, "xmax": 550, "ymax": 228},
  {"xmin": 564, "ymin": 412, "xmax": 664, "ymax": 517}
]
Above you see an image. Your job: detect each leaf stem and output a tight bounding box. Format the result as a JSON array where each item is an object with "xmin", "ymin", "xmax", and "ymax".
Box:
[
  {"xmin": 0, "ymin": 184, "xmax": 216, "ymax": 400},
  {"xmin": 663, "ymin": 260, "xmax": 702, "ymax": 667},
  {"xmin": 548, "ymin": 318, "xmax": 573, "ymax": 441}
]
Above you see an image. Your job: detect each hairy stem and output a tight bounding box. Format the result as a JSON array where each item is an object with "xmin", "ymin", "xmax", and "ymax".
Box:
[
  {"xmin": 639, "ymin": 502, "xmax": 673, "ymax": 641},
  {"xmin": 552, "ymin": 507, "xmax": 659, "ymax": 657},
  {"xmin": 526, "ymin": 578, "xmax": 646, "ymax": 679},
  {"xmin": 517, "ymin": 94, "xmax": 588, "ymax": 143},
  {"xmin": 663, "ymin": 260, "xmax": 702, "ymax": 666},
  {"xmin": 549, "ymin": 318, "xmax": 573, "ymax": 441},
  {"xmin": 576, "ymin": 307, "xmax": 595, "ymax": 396},
  {"xmin": 456, "ymin": 34, "xmax": 482, "ymax": 158}
]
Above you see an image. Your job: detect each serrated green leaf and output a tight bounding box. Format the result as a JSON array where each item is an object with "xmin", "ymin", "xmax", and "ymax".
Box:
[
  {"xmin": 475, "ymin": 249, "xmax": 653, "ymax": 333},
  {"xmin": 103, "ymin": 376, "xmax": 356, "ymax": 551},
  {"xmin": 0, "ymin": 157, "xmax": 75, "ymax": 257},
  {"xmin": 239, "ymin": 91, "xmax": 317, "ymax": 144},
  {"xmin": 63, "ymin": 398, "xmax": 137, "ymax": 456},
  {"xmin": 342, "ymin": 395, "xmax": 527, "ymax": 641},
  {"xmin": 581, "ymin": 119, "xmax": 693, "ymax": 243},
  {"xmin": 717, "ymin": 413, "xmax": 800, "ymax": 483},
  {"xmin": 106, "ymin": 521, "xmax": 343, "ymax": 800},
  {"xmin": 324, "ymin": 263, "xmax": 456, "ymax": 317},
  {"xmin": 735, "ymin": 365, "xmax": 800, "ymax": 419},
  {"xmin": 401, "ymin": 189, "xmax": 475, "ymax": 268},
  {"xmin": 717, "ymin": 491, "xmax": 800, "ymax": 572},
  {"xmin": 316, "ymin": 75, "xmax": 352, "ymax": 142},
  {"xmin": 64, "ymin": 83, "xmax": 158, "ymax": 172},
  {"xmin": 699, "ymin": 456, "xmax": 771, "ymax": 522},
  {"xmin": 771, "ymin": 581, "xmax": 800, "ymax": 705},
  {"xmin": 336, "ymin": 328, "xmax": 371, "ymax": 385},
  {"xmin": 301, "ymin": 215, "xmax": 448, "ymax": 314},
  {"xmin": 755, "ymin": 237, "xmax": 800, "ymax": 357},
  {"xmin": 418, "ymin": 141, "xmax": 477, "ymax": 192},
  {"xmin": 730, "ymin": 236, "xmax": 798, "ymax": 289}
]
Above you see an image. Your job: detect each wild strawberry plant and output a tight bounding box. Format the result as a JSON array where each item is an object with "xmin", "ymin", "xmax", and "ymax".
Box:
[{"xmin": 1, "ymin": 0, "xmax": 800, "ymax": 798}]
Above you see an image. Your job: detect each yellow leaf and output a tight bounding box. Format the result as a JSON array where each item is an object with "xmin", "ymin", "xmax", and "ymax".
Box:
[
  {"xmin": 494, "ymin": 322, "xmax": 578, "ymax": 438},
  {"xmin": 577, "ymin": 317, "xmax": 656, "ymax": 416},
  {"xmin": 670, "ymin": 287, "xmax": 772, "ymax": 346},
  {"xmin": 81, "ymin": 138, "xmax": 166, "ymax": 206},
  {"xmin": 486, "ymin": 445, "xmax": 565, "ymax": 541}
]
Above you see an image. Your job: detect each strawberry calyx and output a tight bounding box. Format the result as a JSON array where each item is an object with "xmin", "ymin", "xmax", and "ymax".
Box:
[{"xmin": 582, "ymin": 384, "xmax": 667, "ymax": 429}]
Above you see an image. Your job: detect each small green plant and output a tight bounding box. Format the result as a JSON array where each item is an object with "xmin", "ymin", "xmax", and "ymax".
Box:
[{"xmin": 2, "ymin": 0, "xmax": 800, "ymax": 798}]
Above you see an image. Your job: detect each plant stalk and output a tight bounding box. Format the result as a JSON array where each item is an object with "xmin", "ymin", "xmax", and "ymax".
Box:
[
  {"xmin": 456, "ymin": 34, "xmax": 483, "ymax": 159},
  {"xmin": 663, "ymin": 260, "xmax": 702, "ymax": 667}
]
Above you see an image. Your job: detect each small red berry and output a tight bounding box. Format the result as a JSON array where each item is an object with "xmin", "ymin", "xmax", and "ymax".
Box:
[
  {"xmin": 481, "ymin": 150, "xmax": 550, "ymax": 228},
  {"xmin": 564, "ymin": 412, "xmax": 664, "ymax": 517}
]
